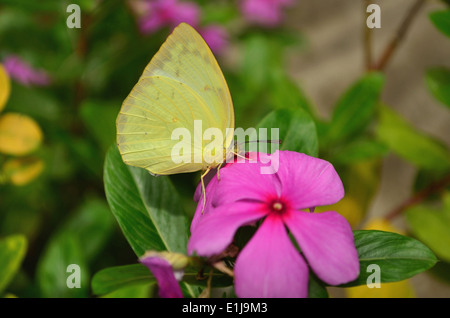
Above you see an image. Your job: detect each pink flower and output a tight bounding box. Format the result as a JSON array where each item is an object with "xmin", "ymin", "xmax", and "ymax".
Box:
[
  {"xmin": 140, "ymin": 252, "xmax": 185, "ymax": 298},
  {"xmin": 188, "ymin": 150, "xmax": 360, "ymax": 298},
  {"xmin": 241, "ymin": 0, "xmax": 294, "ymax": 27},
  {"xmin": 199, "ymin": 24, "xmax": 229, "ymax": 55},
  {"xmin": 3, "ymin": 55, "xmax": 51, "ymax": 86},
  {"xmin": 139, "ymin": 0, "xmax": 200, "ymax": 34}
]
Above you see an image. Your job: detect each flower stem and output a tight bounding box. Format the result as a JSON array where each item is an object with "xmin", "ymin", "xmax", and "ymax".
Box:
[
  {"xmin": 385, "ymin": 173, "xmax": 450, "ymax": 221},
  {"xmin": 373, "ymin": 0, "xmax": 425, "ymax": 71},
  {"xmin": 364, "ymin": 0, "xmax": 373, "ymax": 71}
]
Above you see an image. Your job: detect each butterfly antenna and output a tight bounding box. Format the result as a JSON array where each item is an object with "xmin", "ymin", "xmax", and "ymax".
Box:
[{"xmin": 236, "ymin": 139, "xmax": 282, "ymax": 148}]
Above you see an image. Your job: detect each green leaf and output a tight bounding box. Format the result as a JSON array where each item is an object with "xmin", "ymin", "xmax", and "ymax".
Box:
[
  {"xmin": 91, "ymin": 264, "xmax": 154, "ymax": 296},
  {"xmin": 332, "ymin": 138, "xmax": 388, "ymax": 164},
  {"xmin": 103, "ymin": 145, "xmax": 190, "ymax": 256},
  {"xmin": 406, "ymin": 205, "xmax": 450, "ymax": 262},
  {"xmin": 0, "ymin": 235, "xmax": 27, "ymax": 294},
  {"xmin": 308, "ymin": 274, "xmax": 329, "ymax": 298},
  {"xmin": 241, "ymin": 34, "xmax": 282, "ymax": 92},
  {"xmin": 101, "ymin": 283, "xmax": 154, "ymax": 298},
  {"xmin": 327, "ymin": 72, "xmax": 384, "ymax": 143},
  {"xmin": 254, "ymin": 108, "xmax": 318, "ymax": 157},
  {"xmin": 343, "ymin": 230, "xmax": 437, "ymax": 287},
  {"xmin": 6, "ymin": 83, "xmax": 61, "ymax": 123},
  {"xmin": 0, "ymin": 0, "xmax": 62, "ymax": 12},
  {"xmin": 428, "ymin": 261, "xmax": 450, "ymax": 285},
  {"xmin": 429, "ymin": 10, "xmax": 450, "ymax": 37},
  {"xmin": 58, "ymin": 198, "xmax": 115, "ymax": 263},
  {"xmin": 268, "ymin": 71, "xmax": 314, "ymax": 115},
  {"xmin": 80, "ymin": 100, "xmax": 120, "ymax": 153},
  {"xmin": 377, "ymin": 105, "xmax": 450, "ymax": 172},
  {"xmin": 425, "ymin": 67, "xmax": 450, "ymax": 108},
  {"xmin": 36, "ymin": 234, "xmax": 89, "ymax": 297}
]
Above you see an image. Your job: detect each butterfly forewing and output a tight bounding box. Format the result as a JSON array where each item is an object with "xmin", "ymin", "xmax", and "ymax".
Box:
[{"xmin": 116, "ymin": 23, "xmax": 234, "ymax": 175}]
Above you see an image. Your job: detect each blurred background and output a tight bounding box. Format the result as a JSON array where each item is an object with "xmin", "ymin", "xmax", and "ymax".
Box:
[{"xmin": 0, "ymin": 0, "xmax": 449, "ymax": 297}]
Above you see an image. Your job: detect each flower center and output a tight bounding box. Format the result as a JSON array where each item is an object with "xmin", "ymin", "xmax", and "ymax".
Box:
[
  {"xmin": 272, "ymin": 202, "xmax": 283, "ymax": 211},
  {"xmin": 269, "ymin": 199, "xmax": 287, "ymax": 215}
]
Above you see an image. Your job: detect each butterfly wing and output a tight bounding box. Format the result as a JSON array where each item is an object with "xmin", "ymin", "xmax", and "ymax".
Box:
[{"xmin": 117, "ymin": 23, "xmax": 235, "ymax": 175}]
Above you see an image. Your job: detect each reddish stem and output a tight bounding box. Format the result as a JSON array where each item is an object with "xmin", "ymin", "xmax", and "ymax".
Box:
[{"xmin": 385, "ymin": 174, "xmax": 450, "ymax": 221}]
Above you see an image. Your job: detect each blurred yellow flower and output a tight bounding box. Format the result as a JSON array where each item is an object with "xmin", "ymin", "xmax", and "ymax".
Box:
[
  {"xmin": 2, "ymin": 157, "xmax": 44, "ymax": 186},
  {"xmin": 0, "ymin": 113, "xmax": 43, "ymax": 156},
  {"xmin": 0, "ymin": 64, "xmax": 11, "ymax": 113}
]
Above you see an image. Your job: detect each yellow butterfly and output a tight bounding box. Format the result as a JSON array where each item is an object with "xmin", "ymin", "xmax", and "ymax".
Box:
[{"xmin": 116, "ymin": 23, "xmax": 236, "ymax": 198}]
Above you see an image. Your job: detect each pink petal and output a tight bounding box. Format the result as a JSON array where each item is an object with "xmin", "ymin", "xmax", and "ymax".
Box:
[
  {"xmin": 140, "ymin": 255, "xmax": 183, "ymax": 298},
  {"xmin": 188, "ymin": 202, "xmax": 267, "ymax": 257},
  {"xmin": 3, "ymin": 56, "xmax": 51, "ymax": 86},
  {"xmin": 283, "ymin": 210, "xmax": 360, "ymax": 286},
  {"xmin": 199, "ymin": 25, "xmax": 229, "ymax": 54},
  {"xmin": 241, "ymin": 0, "xmax": 283, "ymax": 27},
  {"xmin": 212, "ymin": 156, "xmax": 280, "ymax": 207},
  {"xmin": 190, "ymin": 173, "xmax": 220, "ymax": 233},
  {"xmin": 276, "ymin": 151, "xmax": 344, "ymax": 209},
  {"xmin": 139, "ymin": 14, "xmax": 165, "ymax": 34},
  {"xmin": 171, "ymin": 2, "xmax": 200, "ymax": 27},
  {"xmin": 191, "ymin": 164, "xmax": 235, "ymax": 232},
  {"xmin": 234, "ymin": 214, "xmax": 309, "ymax": 298}
]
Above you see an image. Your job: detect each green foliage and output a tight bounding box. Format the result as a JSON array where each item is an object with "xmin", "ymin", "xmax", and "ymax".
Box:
[
  {"xmin": 0, "ymin": 235, "xmax": 27, "ymax": 294},
  {"xmin": 426, "ymin": 67, "xmax": 450, "ymax": 108},
  {"xmin": 325, "ymin": 72, "xmax": 385, "ymax": 145},
  {"xmin": 343, "ymin": 230, "xmax": 437, "ymax": 287},
  {"xmin": 0, "ymin": 0, "xmax": 447, "ymax": 299},
  {"xmin": 103, "ymin": 146, "xmax": 190, "ymax": 256},
  {"xmin": 101, "ymin": 284, "xmax": 154, "ymax": 298},
  {"xmin": 255, "ymin": 108, "xmax": 318, "ymax": 156},
  {"xmin": 36, "ymin": 198, "xmax": 113, "ymax": 297},
  {"xmin": 429, "ymin": 10, "xmax": 450, "ymax": 37},
  {"xmin": 37, "ymin": 233, "xmax": 89, "ymax": 297},
  {"xmin": 308, "ymin": 274, "xmax": 329, "ymax": 298},
  {"xmin": 91, "ymin": 264, "xmax": 154, "ymax": 296},
  {"xmin": 332, "ymin": 138, "xmax": 388, "ymax": 165},
  {"xmin": 80, "ymin": 100, "xmax": 120, "ymax": 153},
  {"xmin": 407, "ymin": 203, "xmax": 450, "ymax": 263},
  {"xmin": 377, "ymin": 105, "xmax": 450, "ymax": 172}
]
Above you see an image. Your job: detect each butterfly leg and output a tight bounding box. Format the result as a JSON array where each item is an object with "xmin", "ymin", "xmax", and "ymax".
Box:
[
  {"xmin": 200, "ymin": 167, "xmax": 211, "ymax": 214},
  {"xmin": 216, "ymin": 162, "xmax": 224, "ymax": 181}
]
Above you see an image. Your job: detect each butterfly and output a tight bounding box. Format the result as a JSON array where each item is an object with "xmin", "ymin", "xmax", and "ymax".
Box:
[{"xmin": 116, "ymin": 23, "xmax": 236, "ymax": 204}]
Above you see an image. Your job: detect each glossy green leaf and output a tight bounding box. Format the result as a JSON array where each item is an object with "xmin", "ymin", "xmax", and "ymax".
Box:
[
  {"xmin": 406, "ymin": 205, "xmax": 450, "ymax": 262},
  {"xmin": 430, "ymin": 10, "xmax": 450, "ymax": 37},
  {"xmin": 425, "ymin": 67, "xmax": 450, "ymax": 108},
  {"xmin": 91, "ymin": 264, "xmax": 154, "ymax": 296},
  {"xmin": 254, "ymin": 108, "xmax": 318, "ymax": 157},
  {"xmin": 0, "ymin": 235, "xmax": 27, "ymax": 294},
  {"xmin": 377, "ymin": 105, "xmax": 450, "ymax": 172},
  {"xmin": 342, "ymin": 230, "xmax": 437, "ymax": 287},
  {"xmin": 327, "ymin": 72, "xmax": 384, "ymax": 143},
  {"xmin": 103, "ymin": 145, "xmax": 190, "ymax": 256},
  {"xmin": 36, "ymin": 234, "xmax": 89, "ymax": 297}
]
